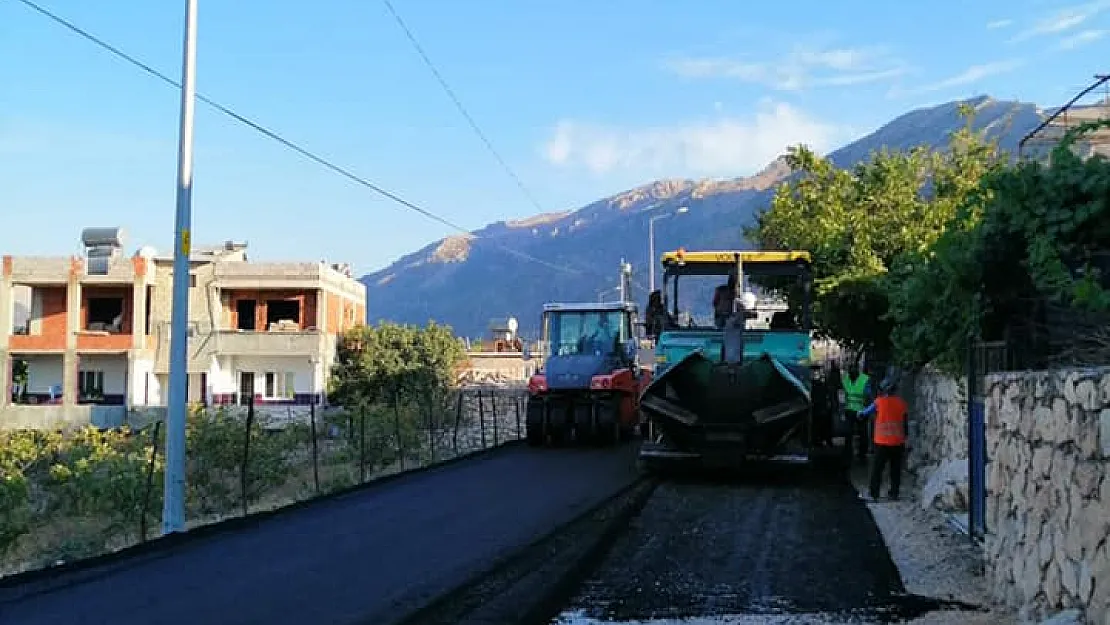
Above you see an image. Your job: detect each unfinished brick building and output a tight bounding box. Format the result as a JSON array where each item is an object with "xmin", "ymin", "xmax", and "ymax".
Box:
[{"xmin": 0, "ymin": 228, "xmax": 366, "ymax": 429}]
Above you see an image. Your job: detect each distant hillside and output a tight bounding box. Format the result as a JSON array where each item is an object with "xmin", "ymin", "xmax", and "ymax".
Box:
[{"xmin": 360, "ymin": 96, "xmax": 1044, "ymax": 339}]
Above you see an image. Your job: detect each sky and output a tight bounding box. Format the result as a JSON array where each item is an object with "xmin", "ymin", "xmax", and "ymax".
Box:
[{"xmin": 2, "ymin": 0, "xmax": 1110, "ymax": 275}]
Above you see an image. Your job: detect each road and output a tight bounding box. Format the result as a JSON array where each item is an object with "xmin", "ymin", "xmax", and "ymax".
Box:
[
  {"xmin": 0, "ymin": 443, "xmax": 641, "ymax": 625},
  {"xmin": 550, "ymin": 466, "xmax": 948, "ymax": 624}
]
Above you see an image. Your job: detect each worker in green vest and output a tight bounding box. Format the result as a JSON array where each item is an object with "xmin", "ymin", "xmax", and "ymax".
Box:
[{"xmin": 841, "ymin": 361, "xmax": 872, "ymax": 463}]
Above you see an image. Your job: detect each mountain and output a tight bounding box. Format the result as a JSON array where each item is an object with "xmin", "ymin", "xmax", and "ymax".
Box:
[{"xmin": 360, "ymin": 96, "xmax": 1045, "ymax": 339}]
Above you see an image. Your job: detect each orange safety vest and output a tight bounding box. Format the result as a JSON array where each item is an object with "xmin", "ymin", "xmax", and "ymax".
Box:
[{"xmin": 872, "ymin": 395, "xmax": 907, "ymax": 446}]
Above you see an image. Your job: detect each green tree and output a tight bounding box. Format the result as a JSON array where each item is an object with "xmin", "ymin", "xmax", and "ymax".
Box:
[
  {"xmin": 889, "ymin": 119, "xmax": 1110, "ymax": 370},
  {"xmin": 748, "ymin": 106, "xmax": 1004, "ymax": 356},
  {"xmin": 329, "ymin": 321, "xmax": 467, "ymax": 465}
]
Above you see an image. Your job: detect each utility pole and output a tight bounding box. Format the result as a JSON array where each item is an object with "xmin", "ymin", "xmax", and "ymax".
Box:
[
  {"xmin": 163, "ymin": 0, "xmax": 198, "ymax": 535},
  {"xmin": 618, "ymin": 259, "xmax": 632, "ymax": 303},
  {"xmin": 618, "ymin": 258, "xmax": 625, "ymax": 303},
  {"xmin": 647, "ymin": 206, "xmax": 688, "ymax": 293}
]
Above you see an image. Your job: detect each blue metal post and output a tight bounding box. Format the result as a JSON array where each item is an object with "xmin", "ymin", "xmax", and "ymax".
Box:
[{"xmin": 163, "ymin": 0, "xmax": 198, "ymax": 535}]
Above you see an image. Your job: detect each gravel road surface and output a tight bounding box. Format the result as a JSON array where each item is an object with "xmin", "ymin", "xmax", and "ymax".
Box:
[
  {"xmin": 0, "ymin": 443, "xmax": 641, "ymax": 625},
  {"xmin": 551, "ymin": 466, "xmax": 964, "ymax": 624}
]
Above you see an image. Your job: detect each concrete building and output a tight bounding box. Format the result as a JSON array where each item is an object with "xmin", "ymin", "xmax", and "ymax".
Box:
[{"xmin": 0, "ymin": 229, "xmax": 366, "ymax": 429}]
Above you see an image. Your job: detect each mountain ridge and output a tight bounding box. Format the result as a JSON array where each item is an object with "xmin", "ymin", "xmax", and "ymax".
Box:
[{"xmin": 361, "ymin": 95, "xmax": 1046, "ymax": 338}]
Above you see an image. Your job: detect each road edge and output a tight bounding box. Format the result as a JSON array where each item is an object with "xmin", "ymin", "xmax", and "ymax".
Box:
[
  {"xmin": 389, "ymin": 476, "xmax": 658, "ymax": 625},
  {"xmin": 0, "ymin": 441, "xmax": 523, "ymax": 600}
]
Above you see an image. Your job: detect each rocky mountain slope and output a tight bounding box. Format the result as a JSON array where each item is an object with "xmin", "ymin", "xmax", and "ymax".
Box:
[{"xmin": 361, "ymin": 96, "xmax": 1044, "ymax": 339}]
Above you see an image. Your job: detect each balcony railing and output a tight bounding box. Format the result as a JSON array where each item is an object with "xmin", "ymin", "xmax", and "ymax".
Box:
[{"xmin": 213, "ymin": 330, "xmax": 323, "ymax": 356}]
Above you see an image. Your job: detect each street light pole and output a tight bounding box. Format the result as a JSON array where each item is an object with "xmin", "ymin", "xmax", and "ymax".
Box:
[
  {"xmin": 647, "ymin": 206, "xmax": 688, "ymax": 294},
  {"xmin": 163, "ymin": 0, "xmax": 198, "ymax": 535}
]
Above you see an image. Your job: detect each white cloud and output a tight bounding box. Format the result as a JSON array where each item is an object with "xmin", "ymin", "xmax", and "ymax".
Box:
[
  {"xmin": 986, "ymin": 19, "xmax": 1014, "ymax": 29},
  {"xmin": 1009, "ymin": 0, "xmax": 1110, "ymax": 41},
  {"xmin": 1057, "ymin": 28, "xmax": 1108, "ymax": 48},
  {"xmin": 540, "ymin": 101, "xmax": 850, "ymax": 178},
  {"xmin": 892, "ymin": 60, "xmax": 1023, "ymax": 96},
  {"xmin": 662, "ymin": 44, "xmax": 908, "ymax": 92}
]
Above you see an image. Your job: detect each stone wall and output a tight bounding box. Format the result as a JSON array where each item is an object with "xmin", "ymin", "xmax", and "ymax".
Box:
[
  {"xmin": 983, "ymin": 367, "xmax": 1110, "ymax": 622},
  {"xmin": 903, "ymin": 369, "xmax": 971, "ymax": 511}
]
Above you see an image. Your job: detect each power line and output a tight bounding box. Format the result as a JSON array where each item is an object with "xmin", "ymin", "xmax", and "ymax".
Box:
[
  {"xmin": 380, "ymin": 0, "xmax": 547, "ymax": 216},
  {"xmin": 10, "ymin": 0, "xmax": 583, "ymax": 276}
]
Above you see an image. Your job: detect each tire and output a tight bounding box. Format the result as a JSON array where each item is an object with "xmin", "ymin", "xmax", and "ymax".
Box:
[
  {"xmin": 525, "ymin": 397, "xmax": 545, "ymax": 447},
  {"xmin": 594, "ymin": 398, "xmax": 620, "ymax": 446},
  {"xmin": 573, "ymin": 402, "xmax": 594, "ymax": 444},
  {"xmin": 548, "ymin": 399, "xmax": 571, "ymax": 446}
]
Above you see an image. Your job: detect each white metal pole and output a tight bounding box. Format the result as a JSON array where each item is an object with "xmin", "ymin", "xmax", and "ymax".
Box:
[
  {"xmin": 619, "ymin": 259, "xmax": 625, "ymax": 303},
  {"xmin": 163, "ymin": 0, "xmax": 198, "ymax": 535}
]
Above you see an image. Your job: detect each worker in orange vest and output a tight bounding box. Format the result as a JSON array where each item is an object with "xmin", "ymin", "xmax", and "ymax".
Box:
[{"xmin": 858, "ymin": 377, "xmax": 908, "ymax": 501}]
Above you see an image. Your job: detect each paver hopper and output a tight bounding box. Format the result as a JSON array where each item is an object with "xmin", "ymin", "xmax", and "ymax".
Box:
[{"xmin": 638, "ymin": 250, "xmax": 829, "ymax": 471}]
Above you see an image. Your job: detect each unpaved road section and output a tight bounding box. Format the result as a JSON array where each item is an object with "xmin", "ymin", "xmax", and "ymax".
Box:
[
  {"xmin": 0, "ymin": 443, "xmax": 641, "ymax": 625},
  {"xmin": 552, "ymin": 466, "xmax": 972, "ymax": 624}
]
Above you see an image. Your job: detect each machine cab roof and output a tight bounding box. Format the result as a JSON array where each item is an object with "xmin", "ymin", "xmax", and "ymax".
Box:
[
  {"xmin": 542, "ymin": 301, "xmax": 639, "ymax": 314},
  {"xmin": 660, "ymin": 250, "xmax": 812, "ymax": 276}
]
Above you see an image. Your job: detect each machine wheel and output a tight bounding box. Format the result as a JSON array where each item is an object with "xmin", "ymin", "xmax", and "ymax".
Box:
[
  {"xmin": 573, "ymin": 402, "xmax": 594, "ymax": 444},
  {"xmin": 620, "ymin": 400, "xmax": 638, "ymax": 442},
  {"xmin": 525, "ymin": 397, "xmax": 545, "ymax": 447},
  {"xmin": 594, "ymin": 398, "xmax": 620, "ymax": 446},
  {"xmin": 548, "ymin": 400, "xmax": 571, "ymax": 446}
]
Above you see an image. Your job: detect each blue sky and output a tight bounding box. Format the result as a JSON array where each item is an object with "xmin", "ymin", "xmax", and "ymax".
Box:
[{"xmin": 2, "ymin": 0, "xmax": 1110, "ymax": 274}]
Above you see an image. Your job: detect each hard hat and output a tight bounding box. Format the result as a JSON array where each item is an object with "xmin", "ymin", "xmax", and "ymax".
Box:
[{"xmin": 740, "ymin": 291, "xmax": 757, "ymax": 310}]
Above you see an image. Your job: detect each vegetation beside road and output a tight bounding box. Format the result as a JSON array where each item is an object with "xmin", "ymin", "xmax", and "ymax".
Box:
[
  {"xmin": 0, "ymin": 321, "xmax": 512, "ymax": 578},
  {"xmin": 749, "ymin": 108, "xmax": 1110, "ymax": 373}
]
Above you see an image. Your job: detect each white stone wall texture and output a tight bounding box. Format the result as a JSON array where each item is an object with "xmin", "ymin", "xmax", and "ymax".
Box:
[
  {"xmin": 983, "ymin": 367, "xmax": 1110, "ymax": 623},
  {"xmin": 903, "ymin": 368, "xmax": 970, "ymax": 511}
]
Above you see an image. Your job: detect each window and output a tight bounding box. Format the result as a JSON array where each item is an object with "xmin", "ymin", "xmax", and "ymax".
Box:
[
  {"xmin": 545, "ymin": 310, "xmax": 625, "ymax": 356},
  {"xmin": 236, "ymin": 300, "xmax": 257, "ymax": 330},
  {"xmin": 264, "ymin": 371, "xmax": 295, "ymax": 399},
  {"xmin": 266, "ymin": 299, "xmax": 301, "ymax": 329},
  {"xmin": 79, "ymin": 370, "xmax": 104, "ymax": 398},
  {"xmin": 86, "ymin": 297, "xmax": 124, "ymax": 332}
]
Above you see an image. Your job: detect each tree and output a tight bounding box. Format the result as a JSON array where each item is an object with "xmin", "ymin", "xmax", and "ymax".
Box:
[
  {"xmin": 747, "ymin": 106, "xmax": 1005, "ymax": 357},
  {"xmin": 888, "ymin": 119, "xmax": 1110, "ymax": 370},
  {"xmin": 328, "ymin": 321, "xmax": 467, "ymax": 409}
]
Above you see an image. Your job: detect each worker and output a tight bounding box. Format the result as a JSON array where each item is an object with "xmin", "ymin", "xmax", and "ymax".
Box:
[
  {"xmin": 841, "ymin": 361, "xmax": 871, "ymax": 464},
  {"xmin": 823, "ymin": 361, "xmax": 841, "ymax": 447},
  {"xmin": 645, "ymin": 290, "xmax": 666, "ymax": 339},
  {"xmin": 858, "ymin": 377, "xmax": 908, "ymax": 501},
  {"xmin": 712, "ymin": 273, "xmax": 737, "ymax": 329},
  {"xmin": 592, "ymin": 314, "xmax": 616, "ymax": 353}
]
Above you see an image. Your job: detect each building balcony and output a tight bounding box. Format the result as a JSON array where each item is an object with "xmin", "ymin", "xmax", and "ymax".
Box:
[
  {"xmin": 213, "ymin": 329, "xmax": 326, "ymax": 356},
  {"xmin": 9, "ymin": 333, "xmax": 66, "ymax": 352}
]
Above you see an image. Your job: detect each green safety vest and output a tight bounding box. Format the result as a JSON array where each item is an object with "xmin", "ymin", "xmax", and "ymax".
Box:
[{"xmin": 842, "ymin": 373, "xmax": 870, "ymax": 412}]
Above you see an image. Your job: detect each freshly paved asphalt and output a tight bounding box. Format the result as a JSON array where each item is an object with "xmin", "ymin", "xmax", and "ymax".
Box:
[
  {"xmin": 0, "ymin": 443, "xmax": 642, "ymax": 625},
  {"xmin": 553, "ymin": 465, "xmax": 938, "ymax": 623}
]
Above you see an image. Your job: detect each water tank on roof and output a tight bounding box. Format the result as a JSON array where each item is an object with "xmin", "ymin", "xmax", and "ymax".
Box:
[{"xmin": 81, "ymin": 227, "xmax": 126, "ymax": 249}]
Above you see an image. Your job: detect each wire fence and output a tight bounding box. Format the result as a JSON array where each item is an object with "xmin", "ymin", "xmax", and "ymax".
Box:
[{"xmin": 0, "ymin": 386, "xmax": 527, "ymax": 578}]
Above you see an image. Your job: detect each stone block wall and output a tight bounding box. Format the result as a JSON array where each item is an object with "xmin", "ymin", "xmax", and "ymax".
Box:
[
  {"xmin": 903, "ymin": 369, "xmax": 971, "ymax": 511},
  {"xmin": 983, "ymin": 367, "xmax": 1110, "ymax": 622}
]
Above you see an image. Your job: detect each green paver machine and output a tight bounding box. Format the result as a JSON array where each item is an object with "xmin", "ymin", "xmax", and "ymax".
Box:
[{"xmin": 638, "ymin": 249, "xmax": 826, "ymax": 472}]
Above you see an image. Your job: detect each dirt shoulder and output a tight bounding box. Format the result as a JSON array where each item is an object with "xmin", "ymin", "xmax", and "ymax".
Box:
[{"xmin": 849, "ymin": 464, "xmax": 1017, "ymax": 625}]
